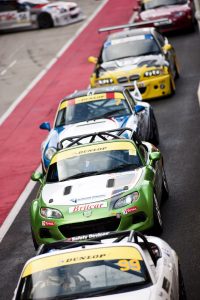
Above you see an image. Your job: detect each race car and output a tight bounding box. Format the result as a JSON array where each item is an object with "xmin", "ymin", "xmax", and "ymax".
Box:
[
  {"xmin": 13, "ymin": 231, "xmax": 186, "ymax": 299},
  {"xmin": 0, "ymin": 0, "xmax": 84, "ymax": 31},
  {"xmin": 30, "ymin": 129, "xmax": 168, "ymax": 248},
  {"xmin": 133, "ymin": 0, "xmax": 196, "ymax": 33},
  {"xmin": 40, "ymin": 85, "xmax": 159, "ymax": 172},
  {"xmin": 88, "ymin": 27, "xmax": 180, "ymax": 100}
]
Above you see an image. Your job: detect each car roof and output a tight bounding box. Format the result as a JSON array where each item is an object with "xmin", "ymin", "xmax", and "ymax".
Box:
[
  {"xmin": 61, "ymin": 85, "xmax": 127, "ymax": 103},
  {"xmin": 107, "ymin": 27, "xmax": 155, "ymax": 41}
]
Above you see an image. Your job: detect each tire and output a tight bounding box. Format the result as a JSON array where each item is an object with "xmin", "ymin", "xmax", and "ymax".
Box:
[
  {"xmin": 174, "ymin": 59, "xmax": 180, "ymax": 79},
  {"xmin": 162, "ymin": 167, "xmax": 169, "ymax": 202},
  {"xmin": 170, "ymin": 78, "xmax": 176, "ymax": 96},
  {"xmin": 152, "ymin": 193, "xmax": 163, "ymax": 235},
  {"xmin": 31, "ymin": 227, "xmax": 39, "ymax": 250},
  {"xmin": 149, "ymin": 110, "xmax": 159, "ymax": 146},
  {"xmin": 179, "ymin": 264, "xmax": 187, "ymax": 300},
  {"xmin": 38, "ymin": 13, "xmax": 53, "ymax": 29}
]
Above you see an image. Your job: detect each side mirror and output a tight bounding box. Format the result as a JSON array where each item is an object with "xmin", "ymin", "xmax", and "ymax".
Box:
[
  {"xmin": 163, "ymin": 44, "xmax": 172, "ymax": 53},
  {"xmin": 40, "ymin": 122, "xmax": 51, "ymax": 131},
  {"xmin": 149, "ymin": 151, "xmax": 161, "ymax": 165},
  {"xmin": 88, "ymin": 56, "xmax": 98, "ymax": 64},
  {"xmin": 31, "ymin": 172, "xmax": 44, "ymax": 183},
  {"xmin": 134, "ymin": 105, "xmax": 145, "ymax": 113}
]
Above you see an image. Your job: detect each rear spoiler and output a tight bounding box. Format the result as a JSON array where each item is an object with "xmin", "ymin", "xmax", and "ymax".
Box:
[{"xmin": 98, "ymin": 18, "xmax": 171, "ymax": 33}]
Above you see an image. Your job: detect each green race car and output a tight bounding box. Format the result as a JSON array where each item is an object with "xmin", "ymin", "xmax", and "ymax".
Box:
[{"xmin": 30, "ymin": 129, "xmax": 168, "ymax": 248}]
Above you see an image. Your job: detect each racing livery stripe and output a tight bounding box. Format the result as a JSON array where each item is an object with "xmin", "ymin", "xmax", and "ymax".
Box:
[
  {"xmin": 0, "ymin": 0, "xmax": 135, "ymax": 226},
  {"xmin": 59, "ymin": 92, "xmax": 125, "ymax": 110},
  {"xmin": 50, "ymin": 141, "xmax": 136, "ymax": 164},
  {"xmin": 22, "ymin": 246, "xmax": 142, "ymax": 277}
]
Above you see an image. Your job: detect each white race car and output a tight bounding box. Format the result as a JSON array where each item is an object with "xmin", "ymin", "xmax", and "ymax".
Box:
[
  {"xmin": 0, "ymin": 0, "xmax": 84, "ymax": 31},
  {"xmin": 13, "ymin": 231, "xmax": 186, "ymax": 299}
]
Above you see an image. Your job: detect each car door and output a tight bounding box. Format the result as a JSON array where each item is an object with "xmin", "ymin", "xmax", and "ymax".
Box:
[{"xmin": 124, "ymin": 90, "xmax": 149, "ymax": 140}]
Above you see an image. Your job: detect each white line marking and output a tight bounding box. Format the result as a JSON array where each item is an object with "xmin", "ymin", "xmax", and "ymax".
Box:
[
  {"xmin": 0, "ymin": 0, "xmax": 109, "ymax": 242},
  {"xmin": 198, "ymin": 82, "xmax": 200, "ymax": 106},
  {"xmin": 0, "ymin": 60, "xmax": 16, "ymax": 76}
]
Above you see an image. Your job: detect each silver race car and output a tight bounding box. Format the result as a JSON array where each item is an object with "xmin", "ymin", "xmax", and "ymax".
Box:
[
  {"xmin": 0, "ymin": 0, "xmax": 84, "ymax": 31},
  {"xmin": 13, "ymin": 231, "xmax": 187, "ymax": 300}
]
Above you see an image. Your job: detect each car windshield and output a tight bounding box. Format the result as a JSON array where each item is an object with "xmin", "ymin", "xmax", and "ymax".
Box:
[
  {"xmin": 143, "ymin": 0, "xmax": 187, "ymax": 10},
  {"xmin": 102, "ymin": 34, "xmax": 160, "ymax": 62},
  {"xmin": 55, "ymin": 93, "xmax": 131, "ymax": 127},
  {"xmin": 16, "ymin": 246, "xmax": 151, "ymax": 300},
  {"xmin": 46, "ymin": 143, "xmax": 143, "ymax": 183}
]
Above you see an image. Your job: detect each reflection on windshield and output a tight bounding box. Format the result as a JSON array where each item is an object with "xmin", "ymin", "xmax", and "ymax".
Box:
[
  {"xmin": 17, "ymin": 259, "xmax": 151, "ymax": 299},
  {"xmin": 144, "ymin": 0, "xmax": 187, "ymax": 9},
  {"xmin": 102, "ymin": 38, "xmax": 160, "ymax": 62},
  {"xmin": 46, "ymin": 150, "xmax": 142, "ymax": 183},
  {"xmin": 55, "ymin": 97, "xmax": 131, "ymax": 127}
]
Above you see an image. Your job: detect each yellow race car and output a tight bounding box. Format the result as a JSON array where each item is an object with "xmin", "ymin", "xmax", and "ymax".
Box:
[{"xmin": 88, "ymin": 27, "xmax": 179, "ymax": 100}]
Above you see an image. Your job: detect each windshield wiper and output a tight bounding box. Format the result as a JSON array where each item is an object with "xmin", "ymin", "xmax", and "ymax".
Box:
[
  {"xmin": 90, "ymin": 109, "xmax": 127, "ymax": 120},
  {"xmin": 106, "ymin": 164, "xmax": 136, "ymax": 173}
]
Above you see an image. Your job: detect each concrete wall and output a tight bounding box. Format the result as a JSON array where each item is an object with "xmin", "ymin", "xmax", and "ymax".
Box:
[{"xmin": 194, "ymin": 0, "xmax": 200, "ymax": 31}]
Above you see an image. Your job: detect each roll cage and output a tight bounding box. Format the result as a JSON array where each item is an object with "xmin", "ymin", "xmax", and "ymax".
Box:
[
  {"xmin": 57, "ymin": 128, "xmax": 142, "ymax": 150},
  {"xmin": 37, "ymin": 230, "xmax": 160, "ymax": 266}
]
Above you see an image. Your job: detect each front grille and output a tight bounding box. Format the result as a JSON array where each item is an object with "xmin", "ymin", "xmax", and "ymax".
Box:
[
  {"xmin": 69, "ymin": 7, "xmax": 76, "ymax": 11},
  {"xmin": 59, "ymin": 217, "xmax": 120, "ymax": 238},
  {"xmin": 39, "ymin": 228, "xmax": 51, "ymax": 238},
  {"xmin": 129, "ymin": 74, "xmax": 140, "ymax": 81},
  {"xmin": 132, "ymin": 212, "xmax": 146, "ymax": 225},
  {"xmin": 138, "ymin": 87, "xmax": 146, "ymax": 94},
  {"xmin": 117, "ymin": 77, "xmax": 128, "ymax": 83}
]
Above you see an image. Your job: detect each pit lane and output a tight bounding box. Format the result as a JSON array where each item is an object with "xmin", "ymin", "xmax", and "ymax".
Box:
[{"xmin": 0, "ymin": 2, "xmax": 200, "ymax": 300}]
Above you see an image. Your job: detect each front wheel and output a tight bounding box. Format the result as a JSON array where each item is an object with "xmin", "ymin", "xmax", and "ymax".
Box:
[
  {"xmin": 149, "ymin": 110, "xmax": 159, "ymax": 146},
  {"xmin": 162, "ymin": 167, "xmax": 169, "ymax": 201},
  {"xmin": 179, "ymin": 264, "xmax": 187, "ymax": 300},
  {"xmin": 152, "ymin": 193, "xmax": 163, "ymax": 235},
  {"xmin": 38, "ymin": 13, "xmax": 53, "ymax": 29},
  {"xmin": 31, "ymin": 227, "xmax": 39, "ymax": 250}
]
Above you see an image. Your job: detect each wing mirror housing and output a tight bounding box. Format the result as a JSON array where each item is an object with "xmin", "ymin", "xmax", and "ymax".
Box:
[
  {"xmin": 31, "ymin": 172, "xmax": 44, "ymax": 183},
  {"xmin": 134, "ymin": 105, "xmax": 145, "ymax": 113},
  {"xmin": 149, "ymin": 151, "xmax": 161, "ymax": 166},
  {"xmin": 163, "ymin": 44, "xmax": 172, "ymax": 53},
  {"xmin": 88, "ymin": 56, "xmax": 98, "ymax": 64},
  {"xmin": 40, "ymin": 122, "xmax": 51, "ymax": 131}
]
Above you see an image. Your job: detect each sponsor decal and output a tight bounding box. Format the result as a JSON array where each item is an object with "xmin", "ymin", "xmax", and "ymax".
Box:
[
  {"xmin": 123, "ymin": 206, "xmax": 138, "ymax": 215},
  {"xmin": 69, "ymin": 201, "xmax": 107, "ymax": 213},
  {"xmin": 66, "ymin": 232, "xmax": 111, "ymax": 241},
  {"xmin": 22, "ymin": 246, "xmax": 143, "ymax": 277},
  {"xmin": 42, "ymin": 220, "xmax": 56, "ymax": 226},
  {"xmin": 51, "ymin": 141, "xmax": 136, "ymax": 164},
  {"xmin": 59, "ymin": 92, "xmax": 125, "ymax": 110}
]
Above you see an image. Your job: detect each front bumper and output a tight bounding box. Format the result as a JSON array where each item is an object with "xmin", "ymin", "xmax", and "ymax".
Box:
[
  {"xmin": 32, "ymin": 203, "xmax": 154, "ymax": 245},
  {"xmin": 92, "ymin": 74, "xmax": 173, "ymax": 100}
]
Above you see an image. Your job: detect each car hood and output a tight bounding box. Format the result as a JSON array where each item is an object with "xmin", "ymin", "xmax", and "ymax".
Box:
[
  {"xmin": 100, "ymin": 54, "xmax": 167, "ymax": 73},
  {"xmin": 140, "ymin": 4, "xmax": 189, "ymax": 20},
  {"xmin": 42, "ymin": 168, "xmax": 144, "ymax": 206},
  {"xmin": 48, "ymin": 116, "xmax": 136, "ymax": 148},
  {"xmin": 70, "ymin": 286, "xmax": 152, "ymax": 299}
]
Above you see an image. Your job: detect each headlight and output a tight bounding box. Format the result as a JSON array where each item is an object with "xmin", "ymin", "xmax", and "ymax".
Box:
[
  {"xmin": 144, "ymin": 69, "xmax": 162, "ymax": 77},
  {"xmin": 114, "ymin": 192, "xmax": 139, "ymax": 209},
  {"xmin": 40, "ymin": 207, "xmax": 63, "ymax": 219},
  {"xmin": 174, "ymin": 12, "xmax": 184, "ymax": 17},
  {"xmin": 97, "ymin": 78, "xmax": 114, "ymax": 85},
  {"xmin": 45, "ymin": 147, "xmax": 57, "ymax": 160}
]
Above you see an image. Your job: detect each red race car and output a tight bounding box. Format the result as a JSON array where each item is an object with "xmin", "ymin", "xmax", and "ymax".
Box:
[{"xmin": 134, "ymin": 0, "xmax": 197, "ymax": 32}]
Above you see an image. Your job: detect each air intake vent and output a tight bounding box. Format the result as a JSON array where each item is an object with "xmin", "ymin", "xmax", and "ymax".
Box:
[
  {"xmin": 129, "ymin": 74, "xmax": 140, "ymax": 81},
  {"xmin": 117, "ymin": 77, "xmax": 128, "ymax": 83},
  {"xmin": 64, "ymin": 186, "xmax": 72, "ymax": 195},
  {"xmin": 107, "ymin": 178, "xmax": 115, "ymax": 188}
]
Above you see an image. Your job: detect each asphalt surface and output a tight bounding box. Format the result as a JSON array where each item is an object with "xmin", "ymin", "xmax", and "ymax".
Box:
[{"xmin": 0, "ymin": 6, "xmax": 200, "ymax": 300}]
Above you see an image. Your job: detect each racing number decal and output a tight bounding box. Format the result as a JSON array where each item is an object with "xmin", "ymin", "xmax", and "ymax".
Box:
[{"xmin": 118, "ymin": 259, "xmax": 141, "ymax": 272}]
